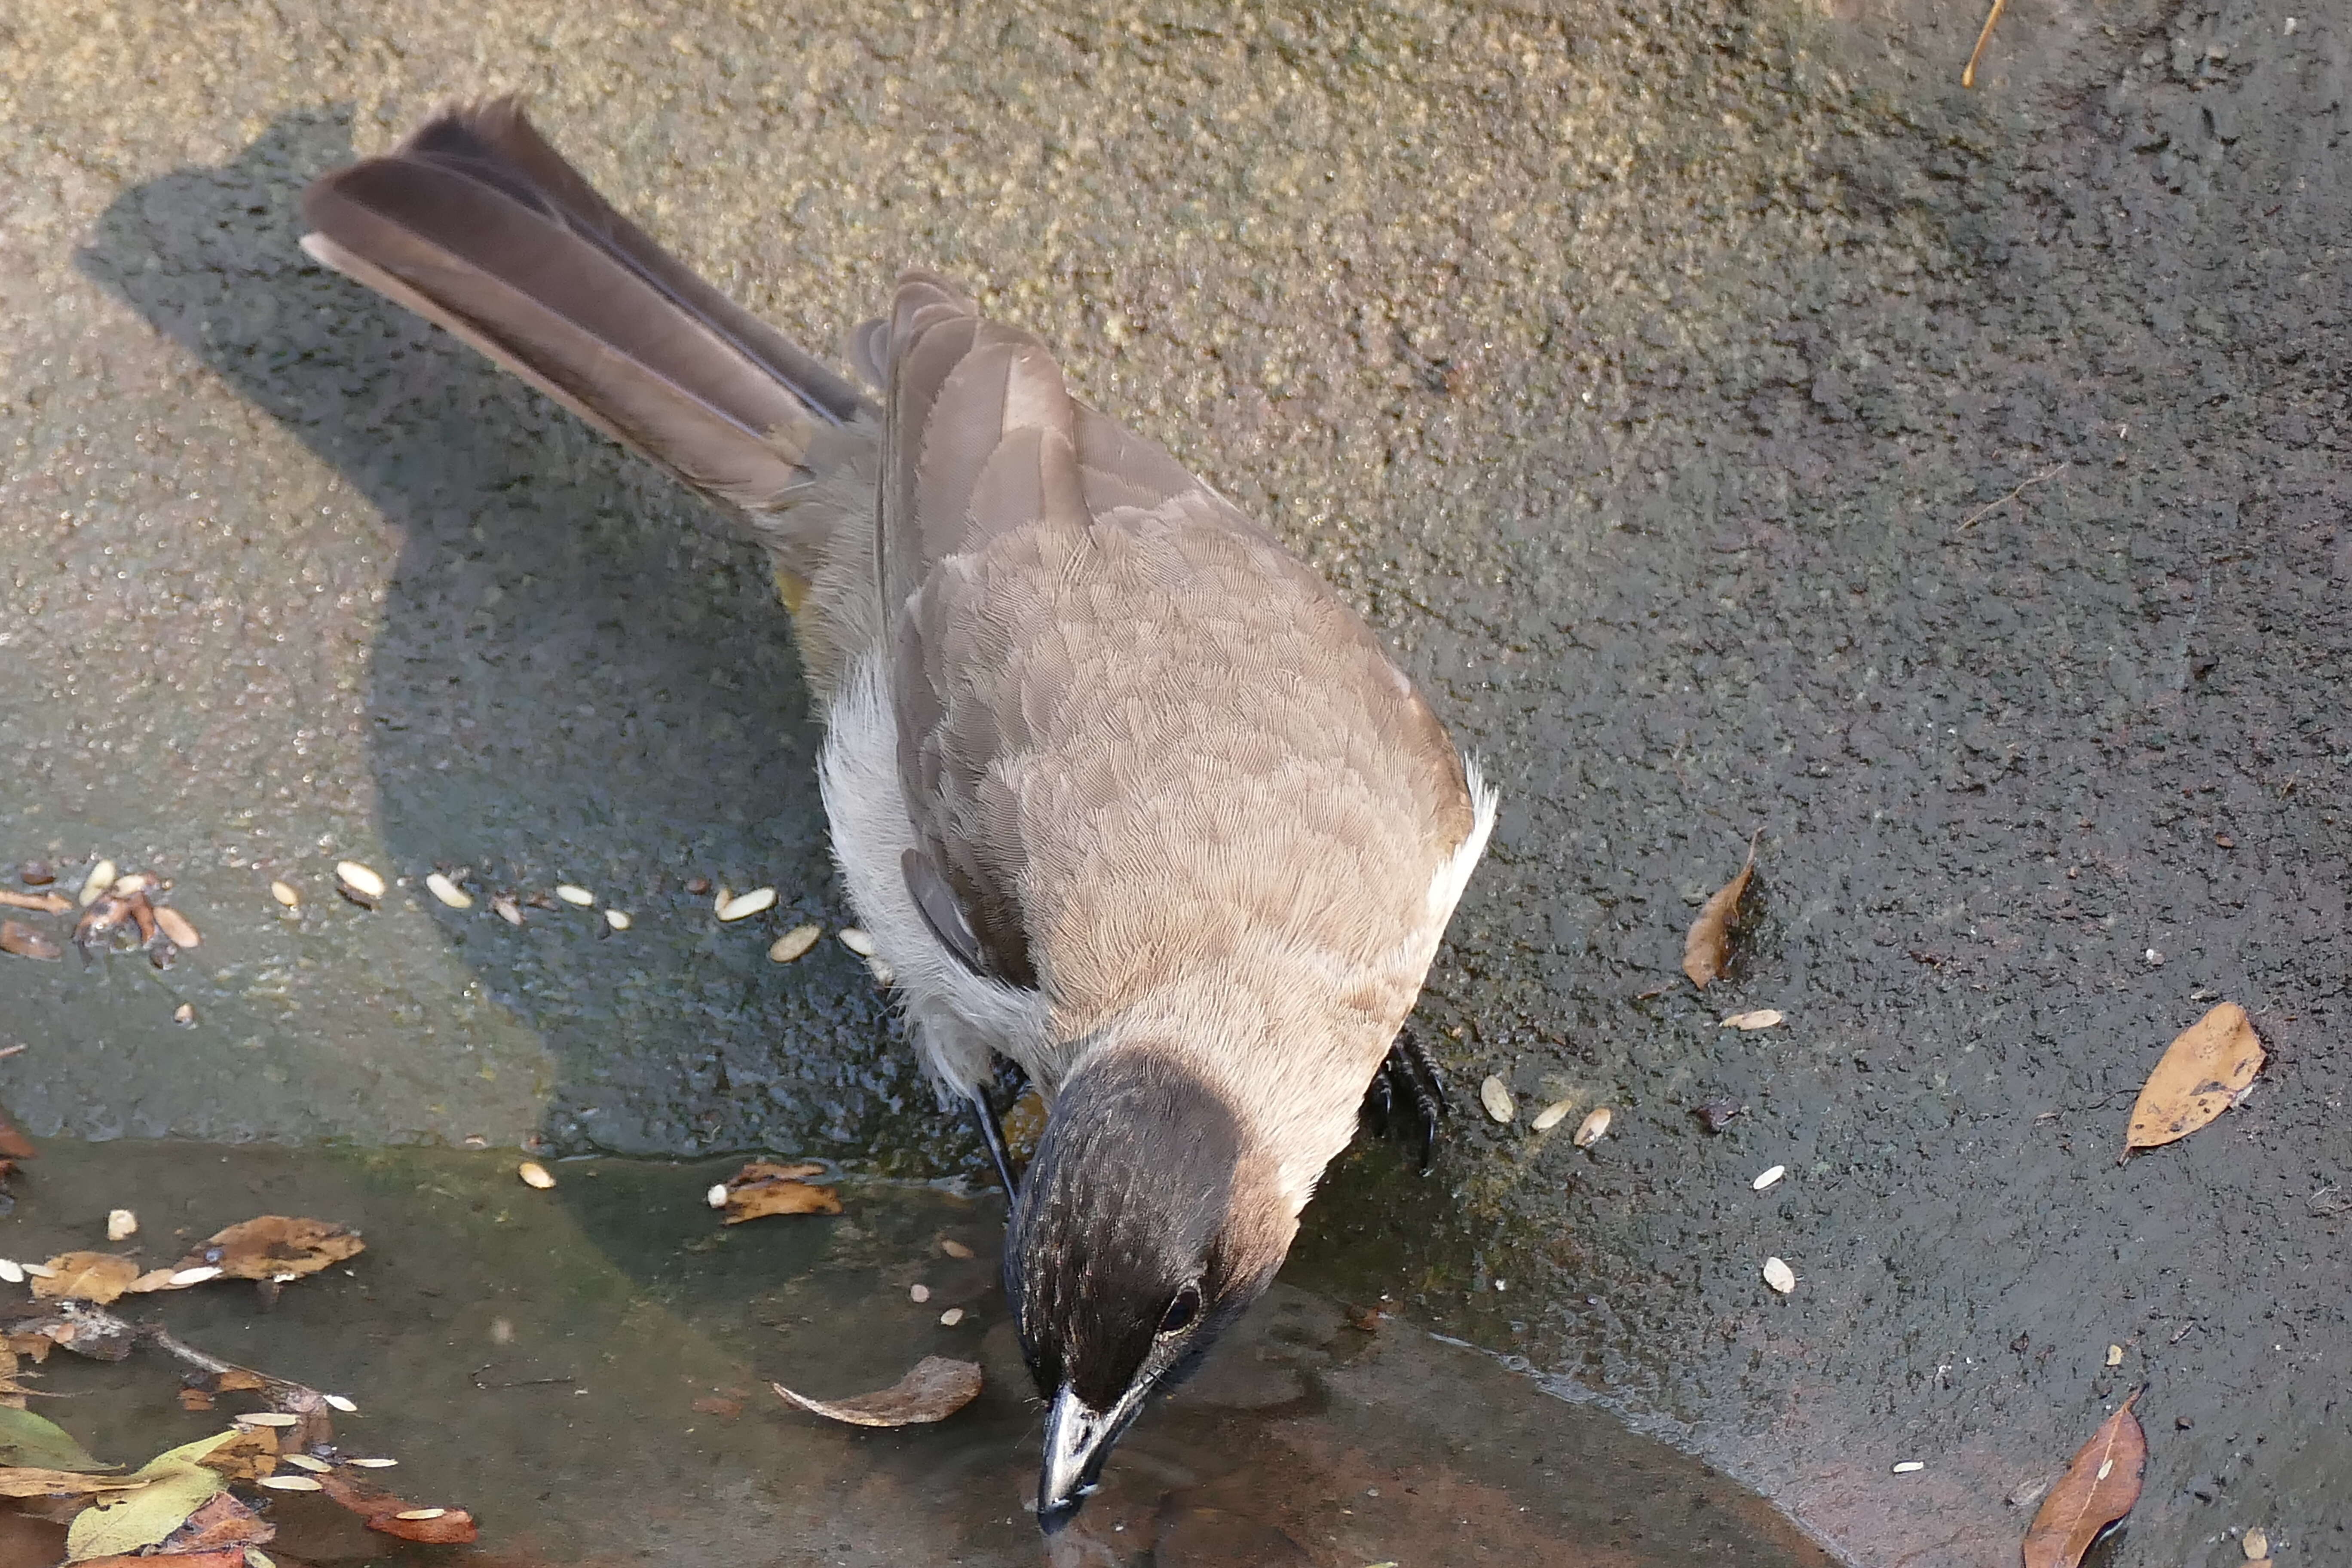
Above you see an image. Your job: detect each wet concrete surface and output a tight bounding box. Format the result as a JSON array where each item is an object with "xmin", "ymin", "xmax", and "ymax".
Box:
[{"xmin": 3, "ymin": 0, "xmax": 2349, "ymax": 1562}]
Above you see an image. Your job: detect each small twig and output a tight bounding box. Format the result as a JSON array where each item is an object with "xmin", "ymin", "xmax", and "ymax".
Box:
[
  {"xmin": 1963, "ymin": 0, "xmax": 2008, "ymax": 89},
  {"xmin": 469, "ymin": 1363, "xmax": 576, "ymax": 1391},
  {"xmin": 1960, "ymin": 461, "xmax": 2068, "ymax": 529}
]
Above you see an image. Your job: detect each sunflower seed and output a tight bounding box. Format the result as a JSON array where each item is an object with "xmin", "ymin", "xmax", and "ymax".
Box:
[
  {"xmin": 169, "ymin": 1265, "xmax": 222, "ymax": 1286},
  {"xmin": 153, "ymin": 906, "xmax": 201, "ymax": 949},
  {"xmin": 1753, "ymin": 1165, "xmax": 1786, "ymax": 1191},
  {"xmin": 395, "ymin": 1509, "xmax": 447, "ymax": 1521},
  {"xmin": 20, "ymin": 1263, "xmax": 55, "ymax": 1279},
  {"xmin": 279, "ymin": 1454, "xmax": 332, "ymax": 1472},
  {"xmin": 768, "ymin": 924, "xmax": 821, "ymax": 963},
  {"xmin": 837, "ymin": 926, "xmax": 878, "ymax": 956},
  {"xmin": 939, "ymin": 1308, "xmax": 965, "ymax": 1327},
  {"xmin": 1572, "ymin": 1107, "xmax": 1613, "ymax": 1148},
  {"xmin": 425, "ymin": 873, "xmax": 472, "ymax": 910},
  {"xmin": 491, "ymin": 895, "xmax": 524, "ymax": 926},
  {"xmin": 706, "ymin": 1183, "xmax": 729, "ymax": 1209},
  {"xmin": 603, "ymin": 909, "xmax": 631, "ymax": 931},
  {"xmin": 107, "ymin": 1209, "xmax": 137, "ymax": 1242},
  {"xmin": 2245, "ymin": 1528, "xmax": 2269, "ymax": 1560},
  {"xmin": 322, "ymin": 1393, "xmax": 358, "ymax": 1412},
  {"xmin": 518, "ymin": 1160, "xmax": 556, "ymax": 1190},
  {"xmin": 910, "ymin": 1284, "xmax": 931, "ymax": 1304},
  {"xmin": 1530, "ymin": 1099, "xmax": 1574, "ymax": 1131},
  {"xmin": 716, "ymin": 887, "xmax": 776, "ymax": 922},
  {"xmin": 940, "ymin": 1239, "xmax": 974, "ymax": 1260},
  {"xmin": 867, "ymin": 957, "xmax": 894, "ymax": 987},
  {"xmin": 109, "ymin": 873, "xmax": 154, "ymax": 897},
  {"xmin": 555, "ymin": 884, "xmax": 595, "ymax": 906},
  {"xmin": 0, "ymin": 1259, "xmax": 23, "ymax": 1284},
  {"xmin": 1479, "ymin": 1075, "xmax": 1515, "ymax": 1123},
  {"xmin": 335, "ymin": 861, "xmax": 385, "ymax": 905},
  {"xmin": 1892, "ymin": 1461, "xmax": 1924, "ymax": 1474},
  {"xmin": 1762, "ymin": 1256, "xmax": 1797, "ymax": 1294},
  {"xmin": 257, "ymin": 1475, "xmax": 322, "ymax": 1491},
  {"xmin": 270, "ymin": 880, "xmax": 301, "ymax": 908},
  {"xmin": 1720, "ymin": 1009, "xmax": 1785, "ymax": 1030},
  {"xmin": 79, "ymin": 860, "xmax": 118, "ymax": 906},
  {"xmin": 346, "ymin": 1457, "xmax": 398, "ymax": 1468},
  {"xmin": 237, "ymin": 1412, "xmax": 300, "ymax": 1427}
]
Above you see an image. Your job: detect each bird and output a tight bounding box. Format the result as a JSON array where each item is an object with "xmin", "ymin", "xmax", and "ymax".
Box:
[{"xmin": 299, "ymin": 98, "xmax": 1494, "ymax": 1531}]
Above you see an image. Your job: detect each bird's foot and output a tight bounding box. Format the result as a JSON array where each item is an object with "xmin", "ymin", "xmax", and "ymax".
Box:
[
  {"xmin": 967, "ymin": 1057, "xmax": 1033, "ymax": 1199},
  {"xmin": 1362, "ymin": 1028, "xmax": 1449, "ymax": 1174}
]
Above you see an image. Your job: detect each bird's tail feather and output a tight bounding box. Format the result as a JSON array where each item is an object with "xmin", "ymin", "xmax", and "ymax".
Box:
[{"xmin": 299, "ymin": 98, "xmax": 874, "ymax": 574}]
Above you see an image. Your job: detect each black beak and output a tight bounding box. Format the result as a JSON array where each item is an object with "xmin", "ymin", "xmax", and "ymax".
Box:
[{"xmin": 1035, "ymin": 1385, "xmax": 1141, "ymax": 1534}]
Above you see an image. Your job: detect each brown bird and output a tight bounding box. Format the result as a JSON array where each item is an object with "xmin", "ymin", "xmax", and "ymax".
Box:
[{"xmin": 300, "ymin": 100, "xmax": 1492, "ymax": 1530}]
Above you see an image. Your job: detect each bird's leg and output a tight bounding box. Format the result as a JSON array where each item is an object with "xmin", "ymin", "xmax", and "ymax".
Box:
[
  {"xmin": 967, "ymin": 1056, "xmax": 1033, "ymax": 1200},
  {"xmin": 1363, "ymin": 1028, "xmax": 1449, "ymax": 1174}
]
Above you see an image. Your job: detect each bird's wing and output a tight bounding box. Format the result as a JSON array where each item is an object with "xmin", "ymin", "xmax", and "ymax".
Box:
[{"xmin": 875, "ymin": 277, "xmax": 1482, "ymax": 1025}]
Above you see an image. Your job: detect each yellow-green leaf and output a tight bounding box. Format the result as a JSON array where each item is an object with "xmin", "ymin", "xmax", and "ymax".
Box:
[{"xmin": 0, "ymin": 1406, "xmax": 112, "ymax": 1473}]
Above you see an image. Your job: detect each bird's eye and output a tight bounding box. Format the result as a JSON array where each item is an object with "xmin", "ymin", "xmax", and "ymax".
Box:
[{"xmin": 1157, "ymin": 1283, "xmax": 1202, "ymax": 1337}]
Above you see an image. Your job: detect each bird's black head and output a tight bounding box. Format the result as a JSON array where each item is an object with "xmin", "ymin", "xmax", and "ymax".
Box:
[{"xmin": 1006, "ymin": 1050, "xmax": 1292, "ymax": 1533}]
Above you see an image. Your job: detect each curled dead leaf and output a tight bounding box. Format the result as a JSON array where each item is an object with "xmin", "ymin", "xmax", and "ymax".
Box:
[
  {"xmin": 772, "ymin": 1355, "xmax": 982, "ymax": 1427},
  {"xmin": 170, "ymin": 1217, "xmax": 364, "ymax": 1283},
  {"xmin": 314, "ymin": 1467, "xmax": 479, "ymax": 1543},
  {"xmin": 720, "ymin": 1161, "xmax": 841, "ymax": 1224},
  {"xmin": 2125, "ymin": 1003, "xmax": 2264, "ymax": 1154},
  {"xmin": 2022, "ymin": 1389, "xmax": 2147, "ymax": 1568},
  {"xmin": 30, "ymin": 1254, "xmax": 141, "ymax": 1306},
  {"xmin": 1682, "ymin": 836, "xmax": 1758, "ymax": 989}
]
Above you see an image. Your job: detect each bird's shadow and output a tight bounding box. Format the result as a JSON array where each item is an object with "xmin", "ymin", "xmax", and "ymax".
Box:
[{"xmin": 74, "ymin": 107, "xmax": 950, "ymax": 1168}]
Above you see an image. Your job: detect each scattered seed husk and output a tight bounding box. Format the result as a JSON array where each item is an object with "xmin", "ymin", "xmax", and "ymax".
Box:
[
  {"xmin": 423, "ymin": 873, "xmax": 472, "ymax": 910},
  {"xmin": 321, "ymin": 1395, "xmax": 357, "ymax": 1413},
  {"xmin": 0, "ymin": 921, "xmax": 61, "ymax": 962},
  {"xmin": 344, "ymin": 1458, "xmax": 396, "ymax": 1468},
  {"xmin": 705, "ymin": 1183, "xmax": 729, "ymax": 1210},
  {"xmin": 2243, "ymin": 1528, "xmax": 2269, "ymax": 1560},
  {"xmin": 2021, "ymin": 1390, "xmax": 2145, "ymax": 1568},
  {"xmin": 233, "ymin": 1414, "xmax": 299, "ymax": 1429},
  {"xmin": 518, "ymin": 1161, "xmax": 555, "ymax": 1190},
  {"xmin": 768, "ymin": 924, "xmax": 821, "ymax": 963},
  {"xmin": 149, "ymin": 905, "xmax": 200, "ymax": 951},
  {"xmin": 1479, "ymin": 1076, "xmax": 1516, "ymax": 1123},
  {"xmin": 18, "ymin": 862, "xmax": 52, "ymax": 886},
  {"xmin": 278, "ymin": 1455, "xmax": 331, "ymax": 1473},
  {"xmin": 1893, "ymin": 1461, "xmax": 1925, "ymax": 1474},
  {"xmin": 1572, "ymin": 1107, "xmax": 1613, "ymax": 1148},
  {"xmin": 255, "ymin": 1475, "xmax": 321, "ymax": 1491},
  {"xmin": 718, "ymin": 1160, "xmax": 841, "ymax": 1223},
  {"xmin": 395, "ymin": 1508, "xmax": 445, "ymax": 1521},
  {"xmin": 20, "ymin": 1263, "xmax": 56, "ymax": 1279},
  {"xmin": 554, "ymin": 884, "xmax": 594, "ymax": 906},
  {"xmin": 1529, "ymin": 1099, "xmax": 1574, "ymax": 1132},
  {"xmin": 168, "ymin": 1266, "xmax": 223, "ymax": 1287},
  {"xmin": 2007, "ymin": 1477, "xmax": 2052, "ymax": 1509},
  {"xmin": 716, "ymin": 887, "xmax": 776, "ymax": 922},
  {"xmin": 603, "ymin": 909, "xmax": 630, "ymax": 931},
  {"xmin": 110, "ymin": 873, "xmax": 154, "ymax": 897},
  {"xmin": 772, "ymin": 1355, "xmax": 982, "ymax": 1427},
  {"xmin": 1762, "ymin": 1256, "xmax": 1797, "ymax": 1294},
  {"xmin": 334, "ymin": 862, "xmax": 384, "ymax": 906},
  {"xmin": 940, "ymin": 1308, "xmax": 965, "ymax": 1326},
  {"xmin": 1682, "ymin": 837, "xmax": 1757, "ymax": 989},
  {"xmin": 80, "ymin": 860, "xmax": 119, "ymax": 907},
  {"xmin": 2125, "ymin": 1002, "xmax": 2264, "ymax": 1155},
  {"xmin": 0, "ymin": 889, "xmax": 72, "ymax": 913},
  {"xmin": 268, "ymin": 881, "xmax": 300, "ymax": 909},
  {"xmin": 107, "ymin": 1210, "xmax": 137, "ymax": 1243},
  {"xmin": 940, "ymin": 1239, "xmax": 974, "ymax": 1260},
  {"xmin": 2105, "ymin": 1344, "xmax": 2124, "ymax": 1367},
  {"xmin": 0, "ymin": 1260, "xmax": 23, "ymax": 1284},
  {"xmin": 838, "ymin": 926, "xmax": 878, "ymax": 956},
  {"xmin": 1721, "ymin": 1009, "xmax": 1785, "ymax": 1030},
  {"xmin": 174, "ymin": 1003, "xmax": 196, "ymax": 1026},
  {"xmin": 909, "ymin": 1284, "xmax": 931, "ymax": 1304},
  {"xmin": 867, "ymin": 957, "xmax": 894, "ymax": 986},
  {"xmin": 490, "ymin": 894, "xmax": 524, "ymax": 926},
  {"xmin": 1753, "ymin": 1165, "xmax": 1786, "ymax": 1191}
]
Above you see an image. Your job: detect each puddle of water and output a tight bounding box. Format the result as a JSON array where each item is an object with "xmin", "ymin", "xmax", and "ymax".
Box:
[{"xmin": 0, "ymin": 1139, "xmax": 1831, "ymax": 1567}]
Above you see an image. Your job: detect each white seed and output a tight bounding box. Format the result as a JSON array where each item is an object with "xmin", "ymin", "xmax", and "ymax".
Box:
[
  {"xmin": 837, "ymin": 926, "xmax": 878, "ymax": 956},
  {"xmin": 20, "ymin": 1263, "xmax": 56, "ymax": 1279},
  {"xmin": 2106, "ymin": 1343, "xmax": 2124, "ymax": 1367},
  {"xmin": 335, "ymin": 861, "xmax": 386, "ymax": 902},
  {"xmin": 1892, "ymin": 1461, "xmax": 1924, "ymax": 1474},
  {"xmin": 1530, "ymin": 1099, "xmax": 1574, "ymax": 1132},
  {"xmin": 866, "ymin": 957, "xmax": 895, "ymax": 987},
  {"xmin": 257, "ymin": 1475, "xmax": 322, "ymax": 1491},
  {"xmin": 168, "ymin": 1265, "xmax": 222, "ymax": 1286},
  {"xmin": 2244, "ymin": 1528, "xmax": 2269, "ymax": 1560},
  {"xmin": 1720, "ymin": 1009, "xmax": 1785, "ymax": 1030},
  {"xmin": 270, "ymin": 880, "xmax": 301, "ymax": 908},
  {"xmin": 555, "ymin": 884, "xmax": 595, "ymax": 906},
  {"xmin": 939, "ymin": 1307, "xmax": 965, "ymax": 1326},
  {"xmin": 0, "ymin": 1259, "xmax": 23, "ymax": 1284},
  {"xmin": 940, "ymin": 1239, "xmax": 974, "ymax": 1260},
  {"xmin": 491, "ymin": 894, "xmax": 524, "ymax": 926},
  {"xmin": 173, "ymin": 1002, "xmax": 196, "ymax": 1026},
  {"xmin": 1762, "ymin": 1256, "xmax": 1797, "ymax": 1294},
  {"xmin": 706, "ymin": 1183, "xmax": 730, "ymax": 1210},
  {"xmin": 153, "ymin": 906, "xmax": 200, "ymax": 949},
  {"xmin": 1479, "ymin": 1075, "xmax": 1515, "ymax": 1123},
  {"xmin": 910, "ymin": 1283, "xmax": 931, "ymax": 1304},
  {"xmin": 768, "ymin": 924, "xmax": 822, "ymax": 963},
  {"xmin": 1572, "ymin": 1107, "xmax": 1612, "ymax": 1148},
  {"xmin": 395, "ymin": 1509, "xmax": 447, "ymax": 1521},
  {"xmin": 346, "ymin": 1457, "xmax": 398, "ymax": 1468},
  {"xmin": 603, "ymin": 909, "xmax": 631, "ymax": 931},
  {"xmin": 79, "ymin": 860, "xmax": 118, "ymax": 906},
  {"xmin": 279, "ymin": 1454, "xmax": 332, "ymax": 1472},
  {"xmin": 322, "ymin": 1394, "xmax": 358, "ymax": 1413},
  {"xmin": 236, "ymin": 1412, "xmax": 301, "ymax": 1427},
  {"xmin": 109, "ymin": 873, "xmax": 153, "ymax": 897},
  {"xmin": 106, "ymin": 1209, "xmax": 137, "ymax": 1242},
  {"xmin": 2095, "ymin": 1458, "xmax": 2113, "ymax": 1482},
  {"xmin": 1753, "ymin": 1165, "xmax": 1787, "ymax": 1191},
  {"xmin": 425, "ymin": 873, "xmax": 472, "ymax": 910},
  {"xmin": 518, "ymin": 1160, "xmax": 556, "ymax": 1189},
  {"xmin": 716, "ymin": 887, "xmax": 777, "ymax": 922}
]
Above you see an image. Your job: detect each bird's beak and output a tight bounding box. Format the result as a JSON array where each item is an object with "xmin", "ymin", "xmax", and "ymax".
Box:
[{"xmin": 1035, "ymin": 1384, "xmax": 1141, "ymax": 1534}]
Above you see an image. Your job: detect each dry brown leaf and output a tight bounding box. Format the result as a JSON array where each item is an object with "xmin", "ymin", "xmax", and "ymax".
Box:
[
  {"xmin": 0, "ymin": 1467, "xmax": 144, "ymax": 1498},
  {"xmin": 0, "ymin": 1116, "xmax": 34, "ymax": 1161},
  {"xmin": 720, "ymin": 1161, "xmax": 841, "ymax": 1224},
  {"xmin": 772, "ymin": 1355, "xmax": 982, "ymax": 1427},
  {"xmin": 30, "ymin": 1255, "xmax": 141, "ymax": 1306},
  {"xmin": 315, "ymin": 1467, "xmax": 478, "ymax": 1544},
  {"xmin": 2126, "ymin": 1004, "xmax": 2264, "ymax": 1153},
  {"xmin": 71, "ymin": 1550, "xmax": 253, "ymax": 1568},
  {"xmin": 1682, "ymin": 837, "xmax": 1758, "ymax": 989},
  {"xmin": 0, "ymin": 891, "xmax": 72, "ymax": 914},
  {"xmin": 2022, "ymin": 1390, "xmax": 2147, "ymax": 1568},
  {"xmin": 157, "ymin": 1491, "xmax": 274, "ymax": 1553},
  {"xmin": 0, "ymin": 922, "xmax": 61, "ymax": 962},
  {"xmin": 171, "ymin": 1217, "xmax": 364, "ymax": 1282}
]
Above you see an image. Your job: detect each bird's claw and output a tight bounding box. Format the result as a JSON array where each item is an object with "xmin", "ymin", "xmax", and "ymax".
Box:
[
  {"xmin": 1362, "ymin": 1028, "xmax": 1449, "ymax": 1174},
  {"xmin": 968, "ymin": 1056, "xmax": 1032, "ymax": 1199}
]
